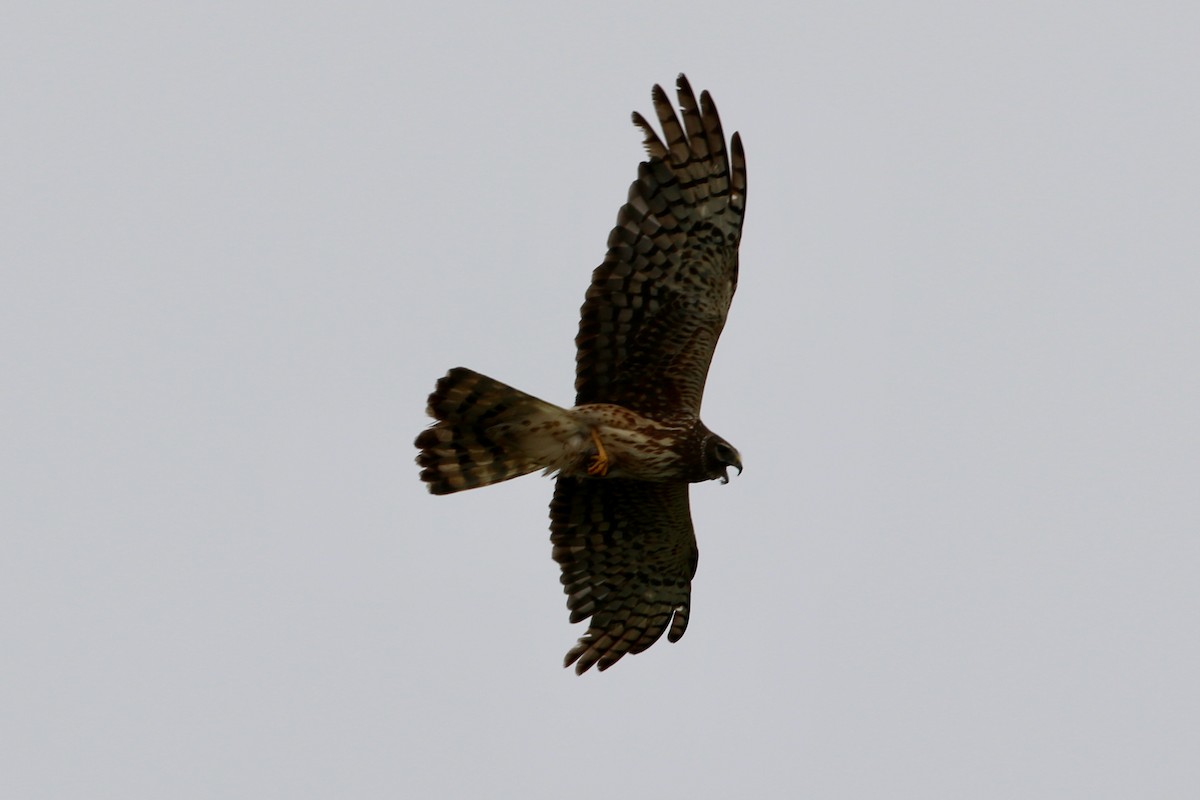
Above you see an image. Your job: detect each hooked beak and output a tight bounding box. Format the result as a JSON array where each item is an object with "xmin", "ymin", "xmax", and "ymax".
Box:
[{"xmin": 719, "ymin": 455, "xmax": 743, "ymax": 485}]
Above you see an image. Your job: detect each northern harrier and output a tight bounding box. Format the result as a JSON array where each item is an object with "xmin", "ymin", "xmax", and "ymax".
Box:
[{"xmin": 416, "ymin": 75, "xmax": 747, "ymax": 673}]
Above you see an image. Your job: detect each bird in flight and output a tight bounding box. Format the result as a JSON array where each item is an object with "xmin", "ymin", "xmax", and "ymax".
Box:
[{"xmin": 416, "ymin": 74, "xmax": 747, "ymax": 673}]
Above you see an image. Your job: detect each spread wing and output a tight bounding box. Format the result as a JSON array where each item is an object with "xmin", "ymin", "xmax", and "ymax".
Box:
[
  {"xmin": 550, "ymin": 477, "xmax": 698, "ymax": 674},
  {"xmin": 574, "ymin": 74, "xmax": 747, "ymax": 416}
]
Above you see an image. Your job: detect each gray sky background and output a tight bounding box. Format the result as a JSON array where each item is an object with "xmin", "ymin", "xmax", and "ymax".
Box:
[{"xmin": 5, "ymin": 2, "xmax": 1199, "ymax": 797}]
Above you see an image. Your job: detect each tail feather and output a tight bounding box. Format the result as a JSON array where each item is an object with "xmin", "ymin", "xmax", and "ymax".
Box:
[{"xmin": 415, "ymin": 367, "xmax": 572, "ymax": 494}]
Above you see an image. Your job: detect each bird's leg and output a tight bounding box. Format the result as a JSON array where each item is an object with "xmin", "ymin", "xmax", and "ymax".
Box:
[{"xmin": 586, "ymin": 429, "xmax": 609, "ymax": 476}]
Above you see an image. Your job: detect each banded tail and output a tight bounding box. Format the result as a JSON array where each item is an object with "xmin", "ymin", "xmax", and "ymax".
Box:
[{"xmin": 415, "ymin": 367, "xmax": 580, "ymax": 494}]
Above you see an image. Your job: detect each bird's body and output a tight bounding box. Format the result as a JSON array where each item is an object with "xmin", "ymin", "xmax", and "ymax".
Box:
[
  {"xmin": 416, "ymin": 75, "xmax": 746, "ymax": 673},
  {"xmin": 416, "ymin": 368, "xmax": 734, "ymax": 490}
]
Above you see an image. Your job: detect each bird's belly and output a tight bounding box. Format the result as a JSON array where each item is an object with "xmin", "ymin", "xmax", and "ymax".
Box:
[{"xmin": 568, "ymin": 404, "xmax": 691, "ymax": 481}]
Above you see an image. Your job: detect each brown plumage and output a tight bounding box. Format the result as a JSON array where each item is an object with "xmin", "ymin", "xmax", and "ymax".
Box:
[{"xmin": 416, "ymin": 75, "xmax": 746, "ymax": 673}]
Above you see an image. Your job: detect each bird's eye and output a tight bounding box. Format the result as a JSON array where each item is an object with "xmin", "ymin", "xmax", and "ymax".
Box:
[{"xmin": 714, "ymin": 443, "xmax": 733, "ymax": 463}]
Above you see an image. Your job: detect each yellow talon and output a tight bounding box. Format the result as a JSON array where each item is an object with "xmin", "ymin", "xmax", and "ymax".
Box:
[{"xmin": 587, "ymin": 429, "xmax": 609, "ymax": 476}]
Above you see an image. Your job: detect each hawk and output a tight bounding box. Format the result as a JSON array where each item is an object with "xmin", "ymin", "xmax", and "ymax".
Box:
[{"xmin": 415, "ymin": 75, "xmax": 747, "ymax": 674}]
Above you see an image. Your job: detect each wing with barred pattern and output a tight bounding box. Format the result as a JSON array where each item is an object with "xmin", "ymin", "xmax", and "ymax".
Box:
[
  {"xmin": 574, "ymin": 74, "xmax": 747, "ymax": 416},
  {"xmin": 550, "ymin": 477, "xmax": 698, "ymax": 674}
]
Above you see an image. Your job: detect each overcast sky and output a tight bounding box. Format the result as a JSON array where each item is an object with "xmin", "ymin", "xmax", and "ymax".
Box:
[{"xmin": 5, "ymin": 2, "xmax": 1199, "ymax": 798}]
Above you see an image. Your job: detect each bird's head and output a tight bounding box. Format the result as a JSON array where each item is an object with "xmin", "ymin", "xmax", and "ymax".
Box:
[{"xmin": 703, "ymin": 435, "xmax": 743, "ymax": 485}]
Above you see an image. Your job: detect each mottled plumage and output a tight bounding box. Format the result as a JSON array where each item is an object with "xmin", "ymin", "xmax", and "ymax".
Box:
[{"xmin": 416, "ymin": 75, "xmax": 747, "ymax": 673}]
